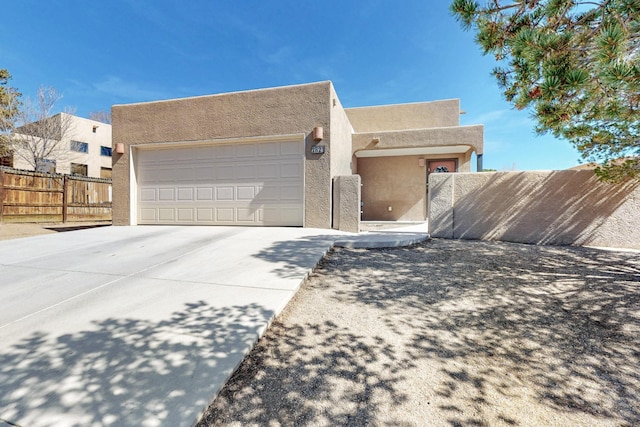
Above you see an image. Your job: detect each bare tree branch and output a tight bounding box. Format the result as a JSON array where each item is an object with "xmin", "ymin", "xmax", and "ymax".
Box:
[
  {"xmin": 88, "ymin": 110, "xmax": 112, "ymax": 124},
  {"xmin": 10, "ymin": 87, "xmax": 78, "ymax": 172}
]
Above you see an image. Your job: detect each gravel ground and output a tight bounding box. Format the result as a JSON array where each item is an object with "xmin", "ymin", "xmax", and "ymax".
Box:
[{"xmin": 198, "ymin": 238, "xmax": 640, "ymax": 427}]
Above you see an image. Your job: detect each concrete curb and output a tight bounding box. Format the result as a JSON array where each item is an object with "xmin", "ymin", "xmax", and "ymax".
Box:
[{"xmin": 334, "ymin": 232, "xmax": 431, "ymax": 249}]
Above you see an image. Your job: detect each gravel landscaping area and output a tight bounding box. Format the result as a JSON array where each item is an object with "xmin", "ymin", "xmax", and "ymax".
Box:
[{"xmin": 198, "ymin": 238, "xmax": 640, "ymax": 427}]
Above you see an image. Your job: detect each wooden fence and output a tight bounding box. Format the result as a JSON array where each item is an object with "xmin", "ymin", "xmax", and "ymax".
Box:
[{"xmin": 0, "ymin": 167, "xmax": 112, "ymax": 223}]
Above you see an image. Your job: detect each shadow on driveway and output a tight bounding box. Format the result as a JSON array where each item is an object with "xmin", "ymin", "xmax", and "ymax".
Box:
[
  {"xmin": 252, "ymin": 234, "xmax": 340, "ymax": 279},
  {"xmin": 0, "ymin": 301, "xmax": 273, "ymax": 427}
]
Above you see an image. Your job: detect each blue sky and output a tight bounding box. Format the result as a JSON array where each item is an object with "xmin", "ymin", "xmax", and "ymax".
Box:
[{"xmin": 1, "ymin": 0, "xmax": 584, "ymax": 170}]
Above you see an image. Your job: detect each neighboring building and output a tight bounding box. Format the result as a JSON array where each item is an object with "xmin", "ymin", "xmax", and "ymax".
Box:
[
  {"xmin": 111, "ymin": 81, "xmax": 483, "ymax": 230},
  {"xmin": 7, "ymin": 113, "xmax": 113, "ymax": 179}
]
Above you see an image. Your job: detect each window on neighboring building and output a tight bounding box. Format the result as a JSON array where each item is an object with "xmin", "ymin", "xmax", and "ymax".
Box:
[
  {"xmin": 71, "ymin": 163, "xmax": 88, "ymax": 176},
  {"xmin": 100, "ymin": 146, "xmax": 112, "ymax": 157},
  {"xmin": 36, "ymin": 158, "xmax": 56, "ymax": 173},
  {"xmin": 71, "ymin": 140, "xmax": 89, "ymax": 153},
  {"xmin": 100, "ymin": 167, "xmax": 112, "ymax": 179}
]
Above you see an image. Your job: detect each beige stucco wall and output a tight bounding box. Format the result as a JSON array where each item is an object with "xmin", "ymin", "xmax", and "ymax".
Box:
[
  {"xmin": 345, "ymin": 99, "xmax": 460, "ymax": 132},
  {"xmin": 429, "ymin": 171, "xmax": 640, "ymax": 249},
  {"xmin": 359, "ymin": 155, "xmax": 427, "ymax": 221},
  {"xmin": 112, "ymin": 81, "xmax": 351, "ymax": 229},
  {"xmin": 329, "ymin": 85, "xmax": 355, "ymax": 177},
  {"xmin": 351, "ymin": 125, "xmax": 484, "ymax": 155}
]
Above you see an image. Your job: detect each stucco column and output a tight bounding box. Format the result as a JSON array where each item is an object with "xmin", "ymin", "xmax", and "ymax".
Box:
[{"xmin": 332, "ymin": 175, "xmax": 361, "ymax": 233}]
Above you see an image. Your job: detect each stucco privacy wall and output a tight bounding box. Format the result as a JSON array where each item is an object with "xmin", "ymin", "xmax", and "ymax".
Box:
[
  {"xmin": 112, "ymin": 81, "xmax": 345, "ymax": 228},
  {"xmin": 429, "ymin": 170, "xmax": 640, "ymax": 249}
]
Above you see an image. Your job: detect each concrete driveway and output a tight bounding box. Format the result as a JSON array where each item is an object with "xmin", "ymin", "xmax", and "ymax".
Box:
[{"xmin": 0, "ymin": 226, "xmax": 345, "ymax": 427}]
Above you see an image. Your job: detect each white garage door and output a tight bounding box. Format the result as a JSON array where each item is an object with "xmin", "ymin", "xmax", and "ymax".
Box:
[{"xmin": 136, "ymin": 140, "xmax": 304, "ymax": 226}]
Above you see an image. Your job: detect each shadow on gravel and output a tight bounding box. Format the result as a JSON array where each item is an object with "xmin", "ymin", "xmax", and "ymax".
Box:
[
  {"xmin": 201, "ymin": 239, "xmax": 640, "ymax": 426},
  {"xmin": 198, "ymin": 320, "xmax": 413, "ymax": 427},
  {"xmin": 326, "ymin": 239, "xmax": 640, "ymax": 426},
  {"xmin": 0, "ymin": 302, "xmax": 273, "ymax": 427}
]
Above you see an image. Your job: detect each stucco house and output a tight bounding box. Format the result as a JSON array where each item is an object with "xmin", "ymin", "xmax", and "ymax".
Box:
[
  {"xmin": 111, "ymin": 81, "xmax": 483, "ymax": 231},
  {"xmin": 6, "ymin": 113, "xmax": 113, "ymax": 179}
]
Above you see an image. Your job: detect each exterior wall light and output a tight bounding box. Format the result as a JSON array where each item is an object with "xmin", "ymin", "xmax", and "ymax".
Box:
[
  {"xmin": 313, "ymin": 126, "xmax": 324, "ymax": 141},
  {"xmin": 418, "ymin": 158, "xmax": 425, "ymax": 167},
  {"xmin": 371, "ymin": 137, "xmax": 380, "ymax": 144},
  {"xmin": 115, "ymin": 143, "xmax": 125, "ymax": 154}
]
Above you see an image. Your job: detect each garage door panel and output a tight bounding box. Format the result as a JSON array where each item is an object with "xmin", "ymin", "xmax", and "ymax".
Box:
[
  {"xmin": 195, "ymin": 167, "xmax": 214, "ymax": 181},
  {"xmin": 197, "ymin": 208, "xmax": 213, "ymax": 221},
  {"xmin": 173, "ymin": 167, "xmax": 195, "ymax": 182},
  {"xmin": 137, "ymin": 140, "xmax": 303, "ymax": 226},
  {"xmin": 280, "ymin": 185, "xmax": 303, "ymax": 200},
  {"xmin": 177, "ymin": 208, "xmax": 194, "ymax": 222},
  {"xmin": 177, "ymin": 188, "xmax": 194, "ymax": 201},
  {"xmin": 281, "ymin": 163, "xmax": 302, "ymax": 178},
  {"xmin": 236, "ymin": 208, "xmax": 256, "ymax": 222},
  {"xmin": 157, "ymin": 169, "xmax": 178, "ymax": 183},
  {"xmin": 216, "ymin": 187, "xmax": 234, "ymax": 201},
  {"xmin": 235, "ymin": 165, "xmax": 257, "ymax": 180},
  {"xmin": 262, "ymin": 207, "xmax": 302, "ymax": 225},
  {"xmin": 158, "ymin": 188, "xmax": 175, "ymax": 201},
  {"xmin": 256, "ymin": 186, "xmax": 277, "ymax": 201},
  {"xmin": 258, "ymin": 143, "xmax": 279, "ymax": 156},
  {"xmin": 216, "ymin": 166, "xmax": 234, "ymax": 180},
  {"xmin": 216, "ymin": 208, "xmax": 234, "ymax": 222},
  {"xmin": 194, "ymin": 146, "xmax": 214, "ymax": 158},
  {"xmin": 140, "ymin": 208, "xmax": 157, "ymax": 221},
  {"xmin": 236, "ymin": 186, "xmax": 255, "ymax": 200},
  {"xmin": 175, "ymin": 149, "xmax": 195, "ymax": 161},
  {"xmin": 236, "ymin": 144, "xmax": 256, "ymax": 157},
  {"xmin": 216, "ymin": 145, "xmax": 236, "ymax": 158},
  {"xmin": 158, "ymin": 209, "xmax": 175, "ymax": 221},
  {"xmin": 256, "ymin": 162, "xmax": 279, "ymax": 178},
  {"xmin": 280, "ymin": 141, "xmax": 302, "ymax": 155},
  {"xmin": 196, "ymin": 187, "xmax": 213, "ymax": 200},
  {"xmin": 140, "ymin": 188, "xmax": 157, "ymax": 202}
]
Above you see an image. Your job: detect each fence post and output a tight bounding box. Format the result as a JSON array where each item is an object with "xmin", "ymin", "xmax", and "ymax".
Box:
[
  {"xmin": 0, "ymin": 169, "xmax": 4, "ymax": 223},
  {"xmin": 62, "ymin": 175, "xmax": 68, "ymax": 223}
]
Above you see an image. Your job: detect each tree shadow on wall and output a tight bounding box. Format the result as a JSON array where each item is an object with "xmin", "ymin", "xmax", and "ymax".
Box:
[
  {"xmin": 0, "ymin": 301, "xmax": 273, "ymax": 427},
  {"xmin": 319, "ymin": 240, "xmax": 640, "ymax": 426},
  {"xmin": 450, "ymin": 171, "xmax": 640, "ymax": 246}
]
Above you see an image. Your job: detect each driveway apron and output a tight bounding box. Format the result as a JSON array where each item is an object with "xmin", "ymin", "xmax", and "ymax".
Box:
[{"xmin": 0, "ymin": 226, "xmax": 342, "ymax": 427}]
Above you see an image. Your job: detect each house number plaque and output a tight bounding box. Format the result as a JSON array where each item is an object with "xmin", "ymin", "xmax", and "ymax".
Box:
[{"xmin": 310, "ymin": 145, "xmax": 325, "ymax": 154}]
